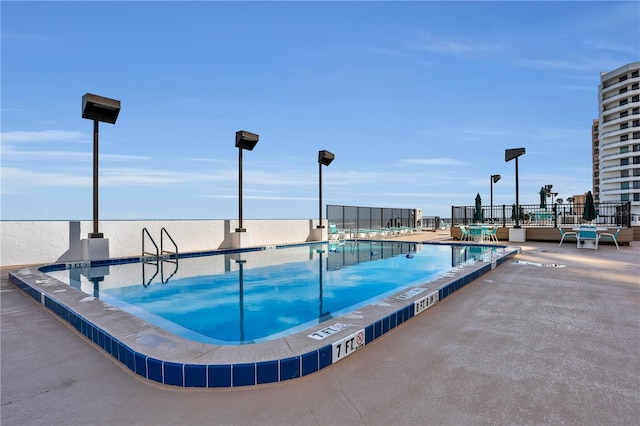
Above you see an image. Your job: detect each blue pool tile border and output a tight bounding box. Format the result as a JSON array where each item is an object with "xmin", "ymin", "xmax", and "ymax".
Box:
[
  {"xmin": 8, "ymin": 242, "xmax": 519, "ymax": 388},
  {"xmin": 185, "ymin": 364, "xmax": 207, "ymax": 388},
  {"xmin": 208, "ymin": 364, "xmax": 232, "ymax": 387},
  {"xmin": 257, "ymin": 360, "xmax": 278, "ymax": 385},
  {"xmin": 147, "ymin": 358, "xmax": 163, "ymax": 383},
  {"xmin": 280, "ymin": 356, "xmax": 301, "ymax": 381},
  {"xmin": 164, "ymin": 361, "xmax": 184, "ymax": 386},
  {"xmin": 233, "ymin": 363, "xmax": 256, "ymax": 387}
]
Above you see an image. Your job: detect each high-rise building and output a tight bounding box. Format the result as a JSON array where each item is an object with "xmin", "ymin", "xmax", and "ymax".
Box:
[
  {"xmin": 592, "ymin": 118, "xmax": 600, "ymax": 203},
  {"xmin": 597, "ymin": 62, "xmax": 640, "ymax": 224}
]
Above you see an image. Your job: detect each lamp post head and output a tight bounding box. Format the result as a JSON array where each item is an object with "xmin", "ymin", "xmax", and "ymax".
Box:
[
  {"xmin": 492, "ymin": 174, "xmax": 501, "ymax": 183},
  {"xmin": 82, "ymin": 93, "xmax": 121, "ymax": 124},
  {"xmin": 505, "ymin": 147, "xmax": 525, "ymax": 162},
  {"xmin": 235, "ymin": 130, "xmax": 259, "ymax": 151},
  {"xmin": 318, "ymin": 150, "xmax": 335, "ymax": 166}
]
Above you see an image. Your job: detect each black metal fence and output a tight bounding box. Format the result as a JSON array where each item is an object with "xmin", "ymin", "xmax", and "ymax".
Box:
[
  {"xmin": 451, "ymin": 201, "xmax": 631, "ymax": 227},
  {"xmin": 327, "ymin": 205, "xmax": 419, "ymax": 231}
]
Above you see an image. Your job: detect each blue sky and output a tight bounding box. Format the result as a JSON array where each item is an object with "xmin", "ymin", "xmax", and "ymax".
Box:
[{"xmin": 1, "ymin": 1, "xmax": 639, "ymax": 221}]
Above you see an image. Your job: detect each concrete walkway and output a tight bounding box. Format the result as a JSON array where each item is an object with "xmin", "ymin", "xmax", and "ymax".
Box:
[{"xmin": 2, "ymin": 231, "xmax": 639, "ymax": 425}]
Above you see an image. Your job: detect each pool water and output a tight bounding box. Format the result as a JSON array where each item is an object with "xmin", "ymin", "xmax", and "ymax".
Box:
[{"xmin": 46, "ymin": 241, "xmax": 496, "ymax": 344}]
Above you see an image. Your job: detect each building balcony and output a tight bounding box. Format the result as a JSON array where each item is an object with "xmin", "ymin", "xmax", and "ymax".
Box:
[
  {"xmin": 600, "ymin": 127, "xmax": 634, "ymax": 138},
  {"xmin": 599, "ymin": 174, "xmax": 635, "ymax": 184},
  {"xmin": 601, "ymin": 164, "xmax": 633, "ymax": 172},
  {"xmin": 600, "ymin": 151, "xmax": 633, "ymax": 161},
  {"xmin": 600, "ymin": 138, "xmax": 634, "ymax": 150},
  {"xmin": 601, "ymin": 100, "xmax": 639, "ymax": 113},
  {"xmin": 601, "ymin": 75, "xmax": 640, "ymax": 91}
]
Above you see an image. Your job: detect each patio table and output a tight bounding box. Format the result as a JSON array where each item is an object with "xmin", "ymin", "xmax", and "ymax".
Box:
[{"xmin": 572, "ymin": 226, "xmax": 607, "ymax": 249}]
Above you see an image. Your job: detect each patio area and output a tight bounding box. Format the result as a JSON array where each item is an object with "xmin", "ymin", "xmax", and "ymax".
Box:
[{"xmin": 2, "ymin": 230, "xmax": 639, "ymax": 425}]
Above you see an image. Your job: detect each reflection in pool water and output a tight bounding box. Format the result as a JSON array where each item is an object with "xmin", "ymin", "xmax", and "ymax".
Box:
[{"xmin": 46, "ymin": 241, "xmax": 498, "ymax": 345}]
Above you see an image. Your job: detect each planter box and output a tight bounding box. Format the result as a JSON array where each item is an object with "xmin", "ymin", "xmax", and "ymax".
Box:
[{"xmin": 509, "ymin": 228, "xmax": 526, "ymax": 242}]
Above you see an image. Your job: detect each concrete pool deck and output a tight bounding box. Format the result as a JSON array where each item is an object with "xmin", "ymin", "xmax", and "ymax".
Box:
[{"xmin": 2, "ymin": 230, "xmax": 639, "ymax": 425}]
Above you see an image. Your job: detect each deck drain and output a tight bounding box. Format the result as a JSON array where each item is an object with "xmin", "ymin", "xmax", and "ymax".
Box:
[{"xmin": 513, "ymin": 260, "xmax": 566, "ymax": 268}]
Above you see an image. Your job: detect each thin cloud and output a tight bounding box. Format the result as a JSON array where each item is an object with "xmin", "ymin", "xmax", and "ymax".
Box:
[
  {"xmin": 375, "ymin": 191, "xmax": 471, "ymax": 199},
  {"xmin": 0, "ymin": 31, "xmax": 52, "ymax": 43},
  {"xmin": 408, "ymin": 31, "xmax": 504, "ymax": 57},
  {"xmin": 565, "ymin": 74, "xmax": 600, "ymax": 82},
  {"xmin": 401, "ymin": 158, "xmax": 468, "ymax": 166},
  {"xmin": 2, "ymin": 148, "xmax": 150, "ymax": 162},
  {"xmin": 1, "ymin": 167, "xmax": 89, "ymax": 189},
  {"xmin": 362, "ymin": 45, "xmax": 415, "ymax": 59},
  {"xmin": 185, "ymin": 157, "xmax": 233, "ymax": 165},
  {"xmin": 583, "ymin": 40, "xmax": 639, "ymax": 56},
  {"xmin": 100, "ymin": 167, "xmax": 236, "ymax": 187},
  {"xmin": 553, "ymin": 85, "xmax": 594, "ymax": 91},
  {"xmin": 241, "ymin": 170, "xmax": 315, "ymax": 187},
  {"xmin": 516, "ymin": 57, "xmax": 623, "ymax": 73},
  {"xmin": 203, "ymin": 194, "xmax": 316, "ymax": 201},
  {"xmin": 1, "ymin": 130, "xmax": 86, "ymax": 143},
  {"xmin": 459, "ymin": 129, "xmax": 510, "ymax": 137}
]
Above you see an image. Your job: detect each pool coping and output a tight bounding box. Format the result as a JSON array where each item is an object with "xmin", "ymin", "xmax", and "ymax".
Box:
[{"xmin": 8, "ymin": 240, "xmax": 520, "ymax": 388}]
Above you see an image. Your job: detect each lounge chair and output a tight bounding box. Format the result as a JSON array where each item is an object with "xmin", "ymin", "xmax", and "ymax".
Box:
[
  {"xmin": 598, "ymin": 226, "xmax": 621, "ymax": 250},
  {"xmin": 328, "ymin": 223, "xmax": 345, "ymax": 240},
  {"xmin": 558, "ymin": 227, "xmax": 577, "ymax": 247}
]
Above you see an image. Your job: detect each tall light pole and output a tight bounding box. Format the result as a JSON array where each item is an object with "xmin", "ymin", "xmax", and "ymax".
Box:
[
  {"xmin": 317, "ymin": 150, "xmax": 335, "ymax": 230},
  {"xmin": 235, "ymin": 130, "xmax": 259, "ymax": 232},
  {"xmin": 505, "ymin": 148, "xmax": 526, "ymax": 228},
  {"xmin": 81, "ymin": 93, "xmax": 121, "ymax": 239},
  {"xmin": 490, "ymin": 174, "xmax": 501, "ymax": 223}
]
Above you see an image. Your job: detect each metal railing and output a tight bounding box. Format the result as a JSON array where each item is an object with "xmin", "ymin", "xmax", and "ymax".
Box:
[
  {"xmin": 141, "ymin": 227, "xmax": 179, "ymax": 286},
  {"xmin": 327, "ymin": 204, "xmax": 420, "ymax": 234},
  {"xmin": 451, "ymin": 201, "xmax": 631, "ymax": 228},
  {"xmin": 160, "ymin": 227, "xmax": 179, "ymax": 259}
]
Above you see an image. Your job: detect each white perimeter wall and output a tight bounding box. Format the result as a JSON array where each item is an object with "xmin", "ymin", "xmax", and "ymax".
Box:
[{"xmin": 0, "ymin": 219, "xmax": 324, "ymax": 267}]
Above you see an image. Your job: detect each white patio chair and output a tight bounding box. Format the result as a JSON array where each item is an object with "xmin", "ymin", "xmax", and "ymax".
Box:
[
  {"xmin": 598, "ymin": 227, "xmax": 621, "ymax": 250},
  {"xmin": 558, "ymin": 228, "xmax": 577, "ymax": 247}
]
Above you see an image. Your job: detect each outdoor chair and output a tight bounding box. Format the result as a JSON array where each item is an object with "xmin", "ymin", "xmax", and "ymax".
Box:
[
  {"xmin": 459, "ymin": 225, "xmax": 470, "ymax": 241},
  {"xmin": 486, "ymin": 226, "xmax": 499, "ymax": 242},
  {"xmin": 328, "ymin": 223, "xmax": 345, "ymax": 240},
  {"xmin": 577, "ymin": 226, "xmax": 599, "ymax": 250},
  {"xmin": 468, "ymin": 225, "xmax": 484, "ymax": 242},
  {"xmin": 558, "ymin": 227, "xmax": 577, "ymax": 247},
  {"xmin": 598, "ymin": 226, "xmax": 621, "ymax": 250}
]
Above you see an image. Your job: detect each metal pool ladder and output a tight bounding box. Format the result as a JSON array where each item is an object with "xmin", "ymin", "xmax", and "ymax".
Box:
[{"xmin": 142, "ymin": 227, "xmax": 179, "ymax": 286}]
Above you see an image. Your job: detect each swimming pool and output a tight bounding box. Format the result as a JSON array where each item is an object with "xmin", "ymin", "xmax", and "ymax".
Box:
[
  {"xmin": 44, "ymin": 241, "xmax": 496, "ymax": 345},
  {"xmin": 9, "ymin": 240, "xmax": 519, "ymax": 387}
]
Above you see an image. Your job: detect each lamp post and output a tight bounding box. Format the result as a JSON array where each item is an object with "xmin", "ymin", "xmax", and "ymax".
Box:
[
  {"xmin": 505, "ymin": 147, "xmax": 526, "ymax": 228},
  {"xmin": 567, "ymin": 196, "xmax": 574, "ymax": 215},
  {"xmin": 235, "ymin": 130, "xmax": 259, "ymax": 233},
  {"xmin": 317, "ymin": 150, "xmax": 335, "ymax": 230},
  {"xmin": 81, "ymin": 93, "xmax": 121, "ymax": 239},
  {"xmin": 544, "ymin": 184, "xmax": 553, "ymax": 206},
  {"xmin": 490, "ymin": 174, "xmax": 501, "ymax": 223}
]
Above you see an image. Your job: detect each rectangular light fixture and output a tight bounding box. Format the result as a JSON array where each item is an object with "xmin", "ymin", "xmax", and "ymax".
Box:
[
  {"xmin": 82, "ymin": 93, "xmax": 121, "ymax": 124},
  {"xmin": 235, "ymin": 130, "xmax": 259, "ymax": 151}
]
